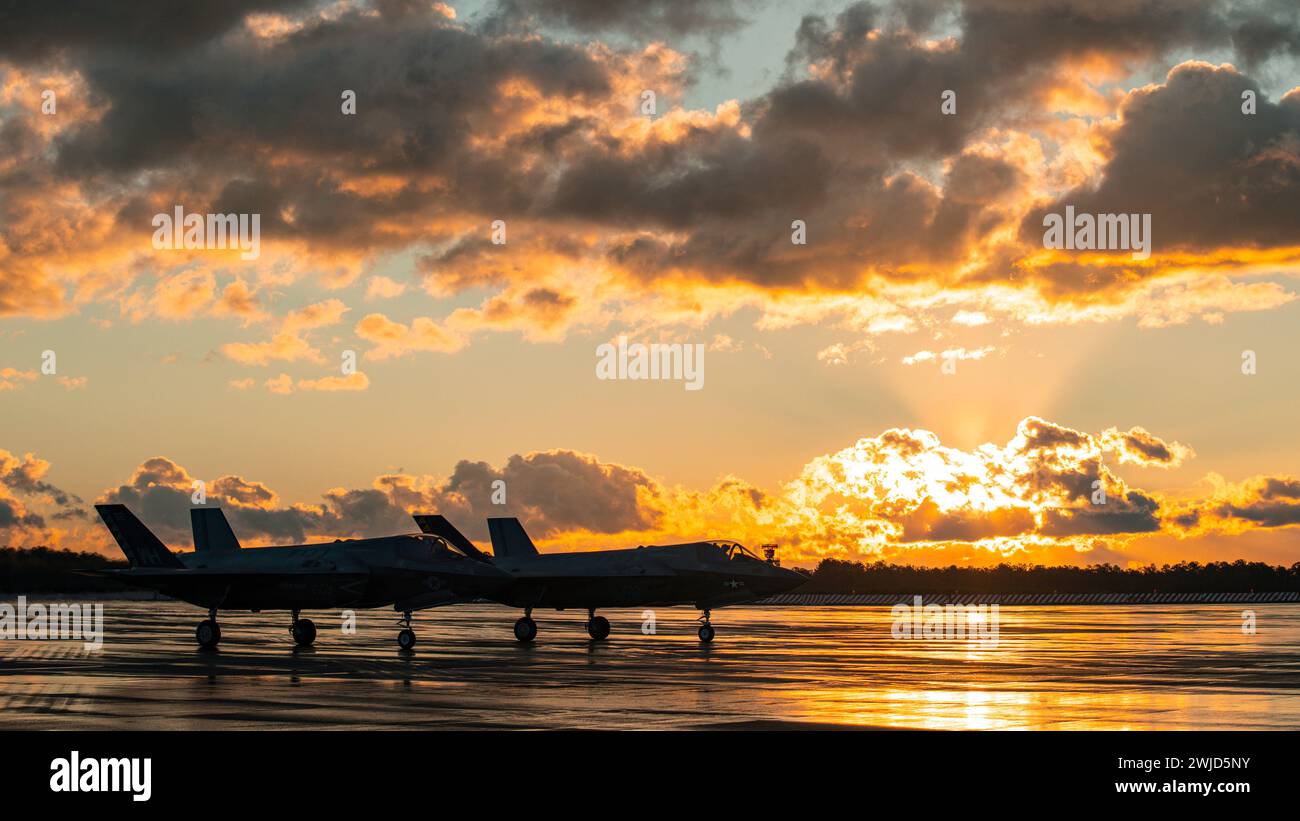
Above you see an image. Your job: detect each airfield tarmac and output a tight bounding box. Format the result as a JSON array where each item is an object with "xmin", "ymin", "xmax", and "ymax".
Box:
[{"xmin": 2, "ymin": 600, "xmax": 1299, "ymax": 730}]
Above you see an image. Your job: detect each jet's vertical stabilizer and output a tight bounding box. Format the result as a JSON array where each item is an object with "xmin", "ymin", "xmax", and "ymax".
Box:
[
  {"xmin": 95, "ymin": 504, "xmax": 185, "ymax": 568},
  {"xmin": 487, "ymin": 518, "xmax": 539, "ymax": 558},
  {"xmin": 191, "ymin": 508, "xmax": 241, "ymax": 554}
]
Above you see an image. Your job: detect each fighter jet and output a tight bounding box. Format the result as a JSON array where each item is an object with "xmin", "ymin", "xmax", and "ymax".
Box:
[
  {"xmin": 413, "ymin": 514, "xmax": 807, "ymax": 643},
  {"xmin": 92, "ymin": 504, "xmax": 506, "ymax": 649}
]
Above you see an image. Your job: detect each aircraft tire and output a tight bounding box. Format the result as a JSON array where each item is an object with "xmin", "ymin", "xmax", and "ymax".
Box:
[
  {"xmin": 698, "ymin": 624, "xmax": 715, "ymax": 643},
  {"xmin": 397, "ymin": 628, "xmax": 417, "ymax": 650},
  {"xmin": 514, "ymin": 616, "xmax": 538, "ymax": 643},
  {"xmin": 292, "ymin": 618, "xmax": 317, "ymax": 646},
  {"xmin": 587, "ymin": 615, "xmax": 610, "ymax": 640},
  {"xmin": 196, "ymin": 619, "xmax": 221, "ymax": 648}
]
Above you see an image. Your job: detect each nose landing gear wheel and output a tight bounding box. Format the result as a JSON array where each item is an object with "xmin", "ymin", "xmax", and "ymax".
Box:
[
  {"xmin": 397, "ymin": 628, "xmax": 417, "ymax": 650},
  {"xmin": 196, "ymin": 619, "xmax": 221, "ymax": 648},
  {"xmin": 291, "ymin": 618, "xmax": 317, "ymax": 646},
  {"xmin": 698, "ymin": 623, "xmax": 715, "ymax": 643},
  {"xmin": 514, "ymin": 616, "xmax": 538, "ymax": 643},
  {"xmin": 587, "ymin": 615, "xmax": 610, "ymax": 640}
]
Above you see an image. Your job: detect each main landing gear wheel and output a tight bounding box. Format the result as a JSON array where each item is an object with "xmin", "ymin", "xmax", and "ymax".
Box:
[
  {"xmin": 196, "ymin": 619, "xmax": 221, "ymax": 648},
  {"xmin": 291, "ymin": 618, "xmax": 317, "ymax": 647},
  {"xmin": 587, "ymin": 615, "xmax": 610, "ymax": 640},
  {"xmin": 514, "ymin": 616, "xmax": 538, "ymax": 643}
]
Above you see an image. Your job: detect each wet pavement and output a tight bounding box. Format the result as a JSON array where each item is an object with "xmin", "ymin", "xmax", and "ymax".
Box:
[{"xmin": 2, "ymin": 600, "xmax": 1298, "ymax": 729}]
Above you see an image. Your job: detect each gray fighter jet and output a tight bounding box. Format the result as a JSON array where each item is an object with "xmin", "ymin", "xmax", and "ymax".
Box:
[
  {"xmin": 92, "ymin": 504, "xmax": 506, "ymax": 649},
  {"xmin": 414, "ymin": 514, "xmax": 807, "ymax": 643}
]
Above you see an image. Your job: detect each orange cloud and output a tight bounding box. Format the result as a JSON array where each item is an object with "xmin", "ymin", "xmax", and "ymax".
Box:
[
  {"xmin": 5, "ymin": 412, "xmax": 1296, "ymax": 565},
  {"xmin": 223, "ymin": 332, "xmax": 323, "ymax": 366},
  {"xmin": 355, "ymin": 313, "xmax": 467, "ymax": 359}
]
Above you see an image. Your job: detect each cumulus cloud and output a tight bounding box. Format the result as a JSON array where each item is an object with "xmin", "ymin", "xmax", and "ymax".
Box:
[
  {"xmin": 0, "ymin": 449, "xmax": 86, "ymax": 546},
  {"xmin": 485, "ymin": 0, "xmax": 756, "ymax": 39},
  {"xmin": 901, "ymin": 346, "xmax": 995, "ymax": 365},
  {"xmin": 3, "ymin": 0, "xmax": 1297, "ymax": 354},
  {"xmin": 1101, "ymin": 426, "xmax": 1194, "ymax": 468},
  {"xmin": 364, "ymin": 275, "xmax": 406, "ymax": 300},
  {"xmin": 1169, "ymin": 474, "xmax": 1300, "ymax": 533},
  {"xmin": 92, "ymin": 449, "xmax": 663, "ymax": 547},
  {"xmin": 211, "ymin": 278, "xmax": 268, "ymax": 324},
  {"xmin": 1023, "ymin": 61, "xmax": 1300, "ymax": 257},
  {"xmin": 4, "ymin": 412, "xmax": 1297, "ymax": 562},
  {"xmin": 264, "ymin": 371, "xmax": 371, "ymax": 393},
  {"xmin": 279, "ymin": 298, "xmax": 349, "ymax": 333},
  {"xmin": 354, "ymin": 313, "xmax": 467, "ymax": 359},
  {"xmin": 222, "ymin": 331, "xmax": 322, "ymax": 366},
  {"xmin": 0, "ymin": 368, "xmax": 38, "ymax": 391}
]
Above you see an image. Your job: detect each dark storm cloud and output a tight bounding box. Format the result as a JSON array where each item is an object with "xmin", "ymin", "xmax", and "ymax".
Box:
[
  {"xmin": 53, "ymin": 8, "xmax": 611, "ymax": 178},
  {"xmin": 0, "ymin": 498, "xmax": 44, "ymax": 531},
  {"xmin": 1227, "ymin": 0, "xmax": 1300, "ymax": 67},
  {"xmin": 0, "ymin": 459, "xmax": 80, "ymax": 508},
  {"xmin": 1214, "ymin": 501, "xmax": 1300, "ymax": 528},
  {"xmin": 6, "ymin": 0, "xmax": 1299, "ymax": 314},
  {"xmin": 35, "ymin": 2, "xmax": 616, "ymax": 255},
  {"xmin": 1105, "ymin": 427, "xmax": 1183, "ymax": 466},
  {"xmin": 1040, "ymin": 491, "xmax": 1162, "ymax": 536},
  {"xmin": 0, "ymin": 451, "xmax": 85, "ymax": 528},
  {"xmin": 437, "ymin": 450, "xmax": 661, "ymax": 539},
  {"xmin": 552, "ymin": 133, "xmax": 834, "ymax": 228},
  {"xmin": 1023, "ymin": 62, "xmax": 1300, "ymax": 253},
  {"xmin": 898, "ymin": 497, "xmax": 1036, "ymax": 542},
  {"xmin": 1178, "ymin": 475, "xmax": 1300, "ymax": 530},
  {"xmin": 0, "ymin": 0, "xmax": 312, "ymax": 63},
  {"xmin": 602, "ymin": 151, "xmax": 1022, "ymax": 288},
  {"xmin": 764, "ymin": 0, "xmax": 1234, "ymax": 158},
  {"xmin": 485, "ymin": 0, "xmax": 755, "ymax": 38},
  {"xmin": 96, "ymin": 450, "xmax": 662, "ymax": 548},
  {"xmin": 1260, "ymin": 478, "xmax": 1300, "ymax": 499},
  {"xmin": 1017, "ymin": 417, "xmax": 1092, "ymax": 452},
  {"xmin": 576, "ymin": 0, "xmax": 1278, "ymax": 285}
]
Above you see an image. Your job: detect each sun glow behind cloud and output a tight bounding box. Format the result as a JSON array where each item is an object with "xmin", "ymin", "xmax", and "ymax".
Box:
[{"xmin": 2, "ymin": 0, "xmax": 1299, "ymax": 565}]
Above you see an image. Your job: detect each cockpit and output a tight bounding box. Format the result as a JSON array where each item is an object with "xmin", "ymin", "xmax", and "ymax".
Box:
[
  {"xmin": 697, "ymin": 540, "xmax": 763, "ymax": 564},
  {"xmin": 399, "ymin": 533, "xmax": 475, "ymax": 562}
]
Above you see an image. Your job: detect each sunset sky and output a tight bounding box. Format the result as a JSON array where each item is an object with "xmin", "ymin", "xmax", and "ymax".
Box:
[{"xmin": 1, "ymin": 0, "xmax": 1298, "ymax": 568}]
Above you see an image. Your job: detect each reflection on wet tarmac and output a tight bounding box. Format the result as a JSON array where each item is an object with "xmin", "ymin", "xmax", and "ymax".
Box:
[{"xmin": 2, "ymin": 601, "xmax": 1297, "ymax": 729}]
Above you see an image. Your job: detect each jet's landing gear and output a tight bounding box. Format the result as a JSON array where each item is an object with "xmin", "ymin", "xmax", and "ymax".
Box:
[
  {"xmin": 514, "ymin": 608, "xmax": 538, "ymax": 643},
  {"xmin": 290, "ymin": 609, "xmax": 317, "ymax": 647},
  {"xmin": 586, "ymin": 609, "xmax": 610, "ymax": 640},
  {"xmin": 397, "ymin": 611, "xmax": 416, "ymax": 651},
  {"xmin": 698, "ymin": 609, "xmax": 715, "ymax": 643},
  {"xmin": 196, "ymin": 608, "xmax": 221, "ymax": 648}
]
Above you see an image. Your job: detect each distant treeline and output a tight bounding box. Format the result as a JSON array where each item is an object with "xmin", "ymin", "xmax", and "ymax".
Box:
[
  {"xmin": 0, "ymin": 547, "xmax": 129, "ymax": 594},
  {"xmin": 798, "ymin": 559, "xmax": 1300, "ymax": 594}
]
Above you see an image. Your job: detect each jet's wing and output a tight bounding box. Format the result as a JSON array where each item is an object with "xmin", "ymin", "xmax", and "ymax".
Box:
[
  {"xmin": 411, "ymin": 514, "xmax": 491, "ymax": 561},
  {"xmin": 395, "ymin": 589, "xmax": 481, "ymax": 611}
]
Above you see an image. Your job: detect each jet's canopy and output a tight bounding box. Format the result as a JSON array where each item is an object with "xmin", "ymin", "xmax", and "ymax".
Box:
[
  {"xmin": 402, "ymin": 533, "xmax": 479, "ymax": 561},
  {"xmin": 702, "ymin": 540, "xmax": 761, "ymax": 561}
]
